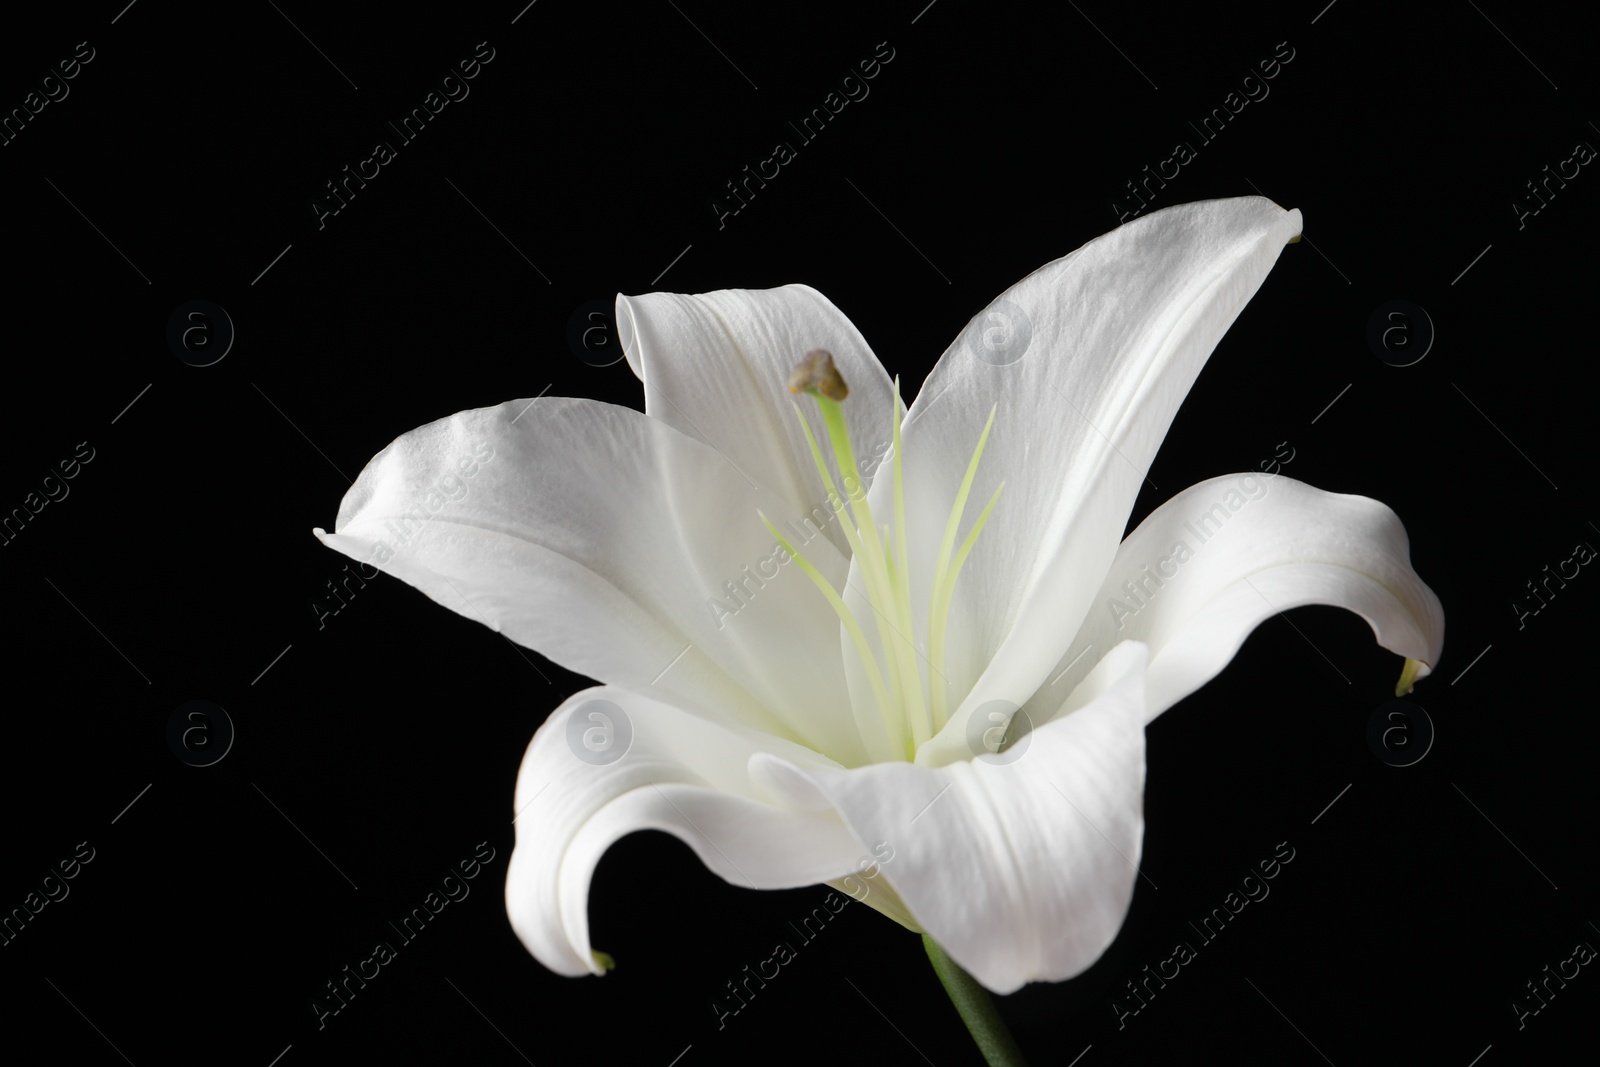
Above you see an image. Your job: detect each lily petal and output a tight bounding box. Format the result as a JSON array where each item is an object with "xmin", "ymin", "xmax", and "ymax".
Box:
[
  {"xmin": 884, "ymin": 197, "xmax": 1304, "ymax": 764},
  {"xmin": 615, "ymin": 285, "xmax": 897, "ymax": 563},
  {"xmin": 758, "ymin": 640, "xmax": 1150, "ymax": 994},
  {"xmin": 506, "ymin": 687, "xmax": 864, "ymax": 976},
  {"xmin": 1030, "ymin": 473, "xmax": 1444, "ymax": 724},
  {"xmin": 314, "ymin": 396, "xmax": 871, "ymax": 763}
]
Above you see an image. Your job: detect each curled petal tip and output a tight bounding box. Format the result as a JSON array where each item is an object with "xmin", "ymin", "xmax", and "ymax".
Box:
[
  {"xmin": 1286, "ymin": 232, "xmax": 1302, "ymax": 244},
  {"xmin": 1395, "ymin": 657, "xmax": 1424, "ymax": 697},
  {"xmin": 592, "ymin": 949, "xmax": 615, "ymax": 974},
  {"xmin": 788, "ymin": 349, "xmax": 849, "ymax": 401}
]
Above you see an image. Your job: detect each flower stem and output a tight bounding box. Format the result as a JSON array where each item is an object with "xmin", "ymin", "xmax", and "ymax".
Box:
[{"xmin": 922, "ymin": 935, "xmax": 1031, "ymax": 1066}]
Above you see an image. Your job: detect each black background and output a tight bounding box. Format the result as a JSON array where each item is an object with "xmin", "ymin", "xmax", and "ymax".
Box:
[{"xmin": 1, "ymin": 2, "xmax": 1595, "ymax": 1064}]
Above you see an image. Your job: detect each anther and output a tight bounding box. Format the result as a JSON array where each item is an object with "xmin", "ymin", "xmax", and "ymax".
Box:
[{"xmin": 788, "ymin": 349, "xmax": 849, "ymax": 401}]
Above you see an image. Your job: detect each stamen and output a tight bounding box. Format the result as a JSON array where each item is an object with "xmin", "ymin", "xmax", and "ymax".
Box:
[
  {"xmin": 789, "ymin": 395, "xmax": 911, "ymax": 751},
  {"xmin": 928, "ymin": 405, "xmax": 997, "ymax": 732},
  {"xmin": 759, "ymin": 511, "xmax": 893, "ymax": 726},
  {"xmin": 927, "ymin": 483, "xmax": 1004, "ymax": 734},
  {"xmin": 816, "ymin": 389, "xmax": 924, "ymax": 751},
  {"xmin": 773, "ymin": 353, "xmax": 1001, "ymax": 761}
]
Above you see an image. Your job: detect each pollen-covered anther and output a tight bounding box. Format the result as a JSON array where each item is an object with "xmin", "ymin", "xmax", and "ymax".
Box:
[{"xmin": 788, "ymin": 349, "xmax": 849, "ymax": 401}]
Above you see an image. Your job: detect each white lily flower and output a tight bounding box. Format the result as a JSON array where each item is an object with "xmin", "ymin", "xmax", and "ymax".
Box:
[{"xmin": 314, "ymin": 196, "xmax": 1443, "ymax": 996}]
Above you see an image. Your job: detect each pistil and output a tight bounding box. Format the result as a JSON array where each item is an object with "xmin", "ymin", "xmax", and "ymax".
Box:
[{"xmin": 773, "ymin": 351, "xmax": 1002, "ymax": 760}]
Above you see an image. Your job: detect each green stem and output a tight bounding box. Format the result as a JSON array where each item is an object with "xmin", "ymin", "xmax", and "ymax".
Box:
[{"xmin": 922, "ymin": 935, "xmax": 1031, "ymax": 1066}]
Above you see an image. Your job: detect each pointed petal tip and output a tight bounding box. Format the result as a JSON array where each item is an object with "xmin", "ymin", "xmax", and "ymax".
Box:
[
  {"xmin": 1244, "ymin": 194, "xmax": 1302, "ymax": 241},
  {"xmin": 1395, "ymin": 657, "xmax": 1427, "ymax": 696}
]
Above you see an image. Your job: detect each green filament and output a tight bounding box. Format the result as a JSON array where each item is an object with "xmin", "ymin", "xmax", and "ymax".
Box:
[
  {"xmin": 928, "ymin": 405, "xmax": 998, "ymax": 733},
  {"xmin": 782, "ymin": 371, "xmax": 1000, "ymax": 760},
  {"xmin": 759, "ymin": 511, "xmax": 893, "ymax": 729}
]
